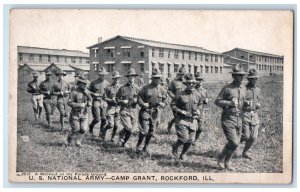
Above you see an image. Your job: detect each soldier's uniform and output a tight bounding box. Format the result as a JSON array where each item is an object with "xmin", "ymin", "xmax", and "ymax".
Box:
[
  {"xmin": 89, "ymin": 67, "xmax": 110, "ymax": 135},
  {"xmin": 116, "ymin": 68, "xmax": 140, "ymax": 147},
  {"xmin": 100, "ymin": 71, "xmax": 122, "ymax": 141},
  {"xmin": 171, "ymin": 73, "xmax": 203, "ymax": 160},
  {"xmin": 52, "ymin": 70, "xmax": 70, "ymax": 129},
  {"xmin": 39, "ymin": 71, "xmax": 55, "ymax": 128},
  {"xmin": 194, "ymin": 72, "xmax": 209, "ymax": 145},
  {"xmin": 241, "ymin": 69, "xmax": 261, "ymax": 160},
  {"xmin": 137, "ymin": 73, "xmax": 144, "ymax": 88},
  {"xmin": 215, "ymin": 64, "xmax": 247, "ymax": 170},
  {"xmin": 167, "ymin": 67, "xmax": 186, "ymax": 133},
  {"xmin": 137, "ymin": 68, "xmax": 168, "ymax": 154},
  {"xmin": 27, "ymin": 72, "xmax": 43, "ymax": 120},
  {"xmin": 67, "ymin": 76, "xmax": 92, "ymax": 147}
]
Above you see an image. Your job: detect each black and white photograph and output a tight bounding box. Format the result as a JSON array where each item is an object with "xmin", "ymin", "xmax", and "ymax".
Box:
[{"xmin": 8, "ymin": 9, "xmax": 293, "ymax": 183}]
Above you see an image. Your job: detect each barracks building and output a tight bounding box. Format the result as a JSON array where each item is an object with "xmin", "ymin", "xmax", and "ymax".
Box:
[
  {"xmin": 18, "ymin": 46, "xmax": 90, "ymax": 83},
  {"xmin": 87, "ymin": 35, "xmax": 233, "ymax": 83}
]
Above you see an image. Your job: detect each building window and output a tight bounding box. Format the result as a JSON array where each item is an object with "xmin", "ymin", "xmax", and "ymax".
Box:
[
  {"xmin": 94, "ymin": 49, "xmax": 98, "ymax": 58},
  {"xmin": 211, "ymin": 55, "xmax": 214, "ymax": 62},
  {"xmin": 205, "ymin": 66, "xmax": 209, "ymax": 73},
  {"xmin": 159, "ymin": 63, "xmax": 164, "ymax": 74},
  {"xmin": 168, "ymin": 50, "xmax": 171, "ymax": 58},
  {"xmin": 124, "ymin": 64, "xmax": 131, "ymax": 71},
  {"xmin": 188, "ymin": 51, "xmax": 191, "ymax": 60},
  {"xmin": 174, "ymin": 50, "xmax": 179, "ymax": 59},
  {"xmin": 94, "ymin": 64, "xmax": 98, "ymax": 72},
  {"xmin": 86, "ymin": 60, "xmax": 89, "ymax": 64},
  {"xmin": 220, "ymin": 56, "xmax": 223, "ymax": 62},
  {"xmin": 258, "ymin": 64, "xmax": 261, "ymax": 70},
  {"xmin": 205, "ymin": 54, "xmax": 209, "ymax": 62},
  {"xmin": 220, "ymin": 66, "xmax": 223, "ymax": 73},
  {"xmin": 30, "ymin": 54, "xmax": 34, "ymax": 61},
  {"xmin": 140, "ymin": 63, "xmax": 145, "ymax": 72},
  {"xmin": 106, "ymin": 49, "xmax": 114, "ymax": 58},
  {"xmin": 106, "ymin": 64, "xmax": 114, "ymax": 72},
  {"xmin": 215, "ymin": 66, "xmax": 218, "ymax": 73},
  {"xmin": 19, "ymin": 53, "xmax": 23, "ymax": 61},
  {"xmin": 241, "ymin": 56, "xmax": 244, "ymax": 59},
  {"xmin": 123, "ymin": 49, "xmax": 131, "ymax": 58},
  {"xmin": 64, "ymin": 57, "xmax": 67, "ymax": 63},
  {"xmin": 152, "ymin": 48, "xmax": 155, "ymax": 57},
  {"xmin": 188, "ymin": 65, "xmax": 191, "ymax": 73},
  {"xmin": 195, "ymin": 53, "xmax": 197, "ymax": 61},
  {"xmin": 200, "ymin": 65, "xmax": 203, "ymax": 73},
  {"xmin": 56, "ymin": 55, "xmax": 59, "ymax": 62},
  {"xmin": 194, "ymin": 66, "xmax": 198, "ymax": 74},
  {"xmin": 168, "ymin": 63, "xmax": 171, "ymax": 73},
  {"xmin": 39, "ymin": 55, "xmax": 42, "ymax": 62},
  {"xmin": 71, "ymin": 57, "xmax": 76, "ymax": 63},
  {"xmin": 211, "ymin": 66, "xmax": 213, "ymax": 73},
  {"xmin": 215, "ymin": 55, "xmax": 218, "ymax": 62},
  {"xmin": 174, "ymin": 64, "xmax": 179, "ymax": 73},
  {"xmin": 140, "ymin": 51, "xmax": 144, "ymax": 57},
  {"xmin": 182, "ymin": 51, "xmax": 185, "ymax": 59},
  {"xmin": 152, "ymin": 62, "xmax": 155, "ymax": 69},
  {"xmin": 79, "ymin": 58, "xmax": 82, "ymax": 63},
  {"xmin": 159, "ymin": 48, "xmax": 164, "ymax": 57},
  {"xmin": 48, "ymin": 55, "xmax": 51, "ymax": 62}
]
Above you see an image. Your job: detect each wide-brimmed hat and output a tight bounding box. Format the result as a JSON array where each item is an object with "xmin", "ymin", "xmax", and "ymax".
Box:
[
  {"xmin": 184, "ymin": 73, "xmax": 197, "ymax": 84},
  {"xmin": 32, "ymin": 72, "xmax": 39, "ymax": 77},
  {"xmin": 195, "ymin": 71, "xmax": 204, "ymax": 80},
  {"xmin": 151, "ymin": 68, "xmax": 163, "ymax": 78},
  {"xmin": 230, "ymin": 64, "xmax": 247, "ymax": 75},
  {"xmin": 98, "ymin": 67, "xmax": 109, "ymax": 75},
  {"xmin": 45, "ymin": 71, "xmax": 52, "ymax": 75},
  {"xmin": 77, "ymin": 76, "xmax": 89, "ymax": 84},
  {"xmin": 74, "ymin": 71, "xmax": 83, "ymax": 77},
  {"xmin": 56, "ymin": 70, "xmax": 66, "ymax": 76},
  {"xmin": 111, "ymin": 71, "xmax": 121, "ymax": 79},
  {"xmin": 247, "ymin": 68, "xmax": 259, "ymax": 79},
  {"xmin": 125, "ymin": 68, "xmax": 139, "ymax": 77},
  {"xmin": 178, "ymin": 66, "xmax": 186, "ymax": 75}
]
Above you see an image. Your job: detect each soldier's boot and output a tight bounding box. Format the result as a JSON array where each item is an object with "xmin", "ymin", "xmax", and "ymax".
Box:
[
  {"xmin": 100, "ymin": 125, "xmax": 111, "ymax": 140},
  {"xmin": 192, "ymin": 129, "xmax": 202, "ymax": 146},
  {"xmin": 167, "ymin": 118, "xmax": 175, "ymax": 133},
  {"xmin": 38, "ymin": 107, "xmax": 43, "ymax": 119},
  {"xmin": 99, "ymin": 119, "xmax": 107, "ymax": 137},
  {"xmin": 224, "ymin": 149, "xmax": 236, "ymax": 171},
  {"xmin": 172, "ymin": 140, "xmax": 183, "ymax": 157},
  {"xmin": 75, "ymin": 133, "xmax": 83, "ymax": 147},
  {"xmin": 136, "ymin": 133, "xmax": 145, "ymax": 154},
  {"xmin": 143, "ymin": 135, "xmax": 152, "ymax": 155},
  {"xmin": 33, "ymin": 108, "xmax": 38, "ymax": 120},
  {"xmin": 118, "ymin": 129, "xmax": 125, "ymax": 145},
  {"xmin": 242, "ymin": 140, "xmax": 254, "ymax": 160},
  {"xmin": 89, "ymin": 119, "xmax": 98, "ymax": 135},
  {"xmin": 180, "ymin": 142, "xmax": 192, "ymax": 160},
  {"xmin": 46, "ymin": 115, "xmax": 52, "ymax": 129},
  {"xmin": 60, "ymin": 114, "xmax": 65, "ymax": 130},
  {"xmin": 110, "ymin": 125, "xmax": 118, "ymax": 142},
  {"xmin": 217, "ymin": 147, "xmax": 227, "ymax": 169},
  {"xmin": 122, "ymin": 130, "xmax": 132, "ymax": 147}
]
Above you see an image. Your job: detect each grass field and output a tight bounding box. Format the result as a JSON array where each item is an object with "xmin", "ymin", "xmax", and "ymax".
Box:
[{"xmin": 16, "ymin": 76, "xmax": 283, "ymax": 173}]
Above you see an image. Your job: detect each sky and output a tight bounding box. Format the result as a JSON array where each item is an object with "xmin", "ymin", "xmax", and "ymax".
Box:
[{"xmin": 10, "ymin": 9, "xmax": 293, "ymax": 57}]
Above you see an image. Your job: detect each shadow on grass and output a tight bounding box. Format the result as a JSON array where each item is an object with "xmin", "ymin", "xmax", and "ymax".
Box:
[{"xmin": 157, "ymin": 160, "xmax": 222, "ymax": 171}]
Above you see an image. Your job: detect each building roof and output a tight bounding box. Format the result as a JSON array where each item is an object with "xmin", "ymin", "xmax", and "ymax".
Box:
[
  {"xmin": 224, "ymin": 55, "xmax": 256, "ymax": 64},
  {"xmin": 224, "ymin": 47, "xmax": 284, "ymax": 58},
  {"xmin": 87, "ymin": 35, "xmax": 223, "ymax": 55},
  {"xmin": 70, "ymin": 64, "xmax": 90, "ymax": 71},
  {"xmin": 19, "ymin": 63, "xmax": 49, "ymax": 72},
  {"xmin": 18, "ymin": 46, "xmax": 89, "ymax": 58},
  {"xmin": 44, "ymin": 63, "xmax": 75, "ymax": 72}
]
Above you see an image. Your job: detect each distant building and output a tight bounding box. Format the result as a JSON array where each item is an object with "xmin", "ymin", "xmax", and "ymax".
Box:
[
  {"xmin": 17, "ymin": 46, "xmax": 90, "ymax": 83},
  {"xmin": 87, "ymin": 35, "xmax": 232, "ymax": 83},
  {"xmin": 223, "ymin": 48, "xmax": 284, "ymax": 76}
]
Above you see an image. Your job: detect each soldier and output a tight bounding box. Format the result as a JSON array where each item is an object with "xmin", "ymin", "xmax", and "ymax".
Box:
[
  {"xmin": 88, "ymin": 67, "xmax": 110, "ymax": 136},
  {"xmin": 27, "ymin": 72, "xmax": 43, "ymax": 120},
  {"xmin": 215, "ymin": 64, "xmax": 247, "ymax": 170},
  {"xmin": 193, "ymin": 72, "xmax": 210, "ymax": 146},
  {"xmin": 166, "ymin": 72, "xmax": 172, "ymax": 87},
  {"xmin": 39, "ymin": 71, "xmax": 55, "ymax": 129},
  {"xmin": 137, "ymin": 73, "xmax": 145, "ymax": 88},
  {"xmin": 71, "ymin": 71, "xmax": 83, "ymax": 91},
  {"xmin": 66, "ymin": 75, "xmax": 92, "ymax": 147},
  {"xmin": 100, "ymin": 71, "xmax": 122, "ymax": 142},
  {"xmin": 241, "ymin": 69, "xmax": 261, "ymax": 160},
  {"xmin": 52, "ymin": 70, "xmax": 71, "ymax": 129},
  {"xmin": 167, "ymin": 66, "xmax": 186, "ymax": 133},
  {"xmin": 116, "ymin": 68, "xmax": 140, "ymax": 147},
  {"xmin": 137, "ymin": 68, "xmax": 168, "ymax": 155},
  {"xmin": 171, "ymin": 73, "xmax": 203, "ymax": 160}
]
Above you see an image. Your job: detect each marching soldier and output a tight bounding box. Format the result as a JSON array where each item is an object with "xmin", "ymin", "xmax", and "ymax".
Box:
[
  {"xmin": 166, "ymin": 72, "xmax": 172, "ymax": 87},
  {"xmin": 27, "ymin": 72, "xmax": 43, "ymax": 120},
  {"xmin": 167, "ymin": 66, "xmax": 186, "ymax": 133},
  {"xmin": 137, "ymin": 68, "xmax": 168, "ymax": 155},
  {"xmin": 52, "ymin": 70, "xmax": 71, "ymax": 129},
  {"xmin": 193, "ymin": 72, "xmax": 210, "ymax": 146},
  {"xmin": 39, "ymin": 71, "xmax": 55, "ymax": 129},
  {"xmin": 88, "ymin": 67, "xmax": 110, "ymax": 136},
  {"xmin": 215, "ymin": 64, "xmax": 247, "ymax": 170},
  {"xmin": 66, "ymin": 75, "xmax": 92, "ymax": 147},
  {"xmin": 100, "ymin": 71, "xmax": 122, "ymax": 142},
  {"xmin": 171, "ymin": 73, "xmax": 203, "ymax": 160},
  {"xmin": 116, "ymin": 68, "xmax": 140, "ymax": 147},
  {"xmin": 241, "ymin": 69, "xmax": 261, "ymax": 160}
]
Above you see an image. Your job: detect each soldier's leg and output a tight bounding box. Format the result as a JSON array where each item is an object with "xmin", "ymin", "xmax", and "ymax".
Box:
[
  {"xmin": 76, "ymin": 116, "xmax": 88, "ymax": 147},
  {"xmin": 180, "ymin": 123, "xmax": 196, "ymax": 160},
  {"xmin": 142, "ymin": 120, "xmax": 152, "ymax": 153},
  {"xmin": 243, "ymin": 124, "xmax": 259, "ymax": 159},
  {"xmin": 223, "ymin": 126, "xmax": 240, "ymax": 171},
  {"xmin": 67, "ymin": 115, "xmax": 80, "ymax": 146},
  {"xmin": 99, "ymin": 104, "xmax": 107, "ymax": 136},
  {"xmin": 57, "ymin": 99, "xmax": 65, "ymax": 129},
  {"xmin": 43, "ymin": 99, "xmax": 52, "ymax": 128},
  {"xmin": 31, "ymin": 95, "xmax": 39, "ymax": 120},
  {"xmin": 137, "ymin": 113, "xmax": 148, "ymax": 153},
  {"xmin": 38, "ymin": 95, "xmax": 43, "ymax": 119},
  {"xmin": 194, "ymin": 119, "xmax": 204, "ymax": 145},
  {"xmin": 172, "ymin": 123, "xmax": 188, "ymax": 157},
  {"xmin": 89, "ymin": 101, "xmax": 101, "ymax": 134},
  {"xmin": 119, "ymin": 110, "xmax": 132, "ymax": 147},
  {"xmin": 50, "ymin": 98, "xmax": 56, "ymax": 115},
  {"xmin": 111, "ymin": 112, "xmax": 120, "ymax": 141},
  {"xmin": 101, "ymin": 108, "xmax": 115, "ymax": 140}
]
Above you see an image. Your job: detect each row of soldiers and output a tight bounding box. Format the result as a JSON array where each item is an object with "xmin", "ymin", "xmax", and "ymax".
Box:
[{"xmin": 27, "ymin": 64, "xmax": 261, "ymax": 171}]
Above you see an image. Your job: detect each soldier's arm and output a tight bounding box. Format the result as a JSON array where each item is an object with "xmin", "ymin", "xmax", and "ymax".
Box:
[
  {"xmin": 159, "ymin": 89, "xmax": 168, "ymax": 108},
  {"xmin": 167, "ymin": 82, "xmax": 175, "ymax": 99},
  {"xmin": 68, "ymin": 91, "xmax": 84, "ymax": 108},
  {"xmin": 39, "ymin": 82, "xmax": 50, "ymax": 95},
  {"xmin": 52, "ymin": 83, "xmax": 62, "ymax": 96},
  {"xmin": 27, "ymin": 82, "xmax": 33, "ymax": 93},
  {"xmin": 171, "ymin": 96, "xmax": 187, "ymax": 115},
  {"xmin": 215, "ymin": 87, "xmax": 232, "ymax": 108},
  {"xmin": 137, "ymin": 86, "xmax": 149, "ymax": 109}
]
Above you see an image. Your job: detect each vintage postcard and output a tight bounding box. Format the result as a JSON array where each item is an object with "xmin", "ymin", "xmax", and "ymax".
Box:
[{"xmin": 9, "ymin": 9, "xmax": 293, "ymax": 183}]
